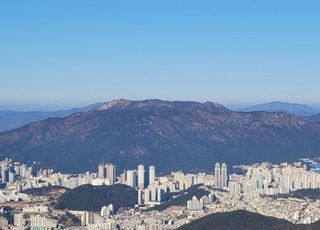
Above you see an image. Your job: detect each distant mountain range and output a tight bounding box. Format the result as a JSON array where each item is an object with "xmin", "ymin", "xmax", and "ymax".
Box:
[
  {"xmin": 0, "ymin": 101, "xmax": 319, "ymax": 133},
  {"xmin": 1, "ymin": 99, "xmax": 320, "ymax": 173},
  {"xmin": 238, "ymin": 101, "xmax": 320, "ymax": 116},
  {"xmin": 0, "ymin": 103, "xmax": 101, "ymax": 132},
  {"xmin": 177, "ymin": 210, "xmax": 320, "ymax": 230}
]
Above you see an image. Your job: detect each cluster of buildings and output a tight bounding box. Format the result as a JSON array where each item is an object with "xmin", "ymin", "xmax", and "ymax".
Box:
[
  {"xmin": 118, "ymin": 164, "xmax": 154, "ymax": 189},
  {"xmin": 118, "ymin": 164, "xmax": 168, "ymax": 206},
  {"xmin": 0, "ymin": 158, "xmax": 33, "ymax": 185},
  {"xmin": 69, "ymin": 205, "xmax": 116, "ymax": 227},
  {"xmin": 0, "ymin": 205, "xmax": 60, "ymax": 229},
  {"xmin": 29, "ymin": 214, "xmax": 58, "ymax": 229},
  {"xmin": 214, "ymin": 162, "xmax": 228, "ymax": 189},
  {"xmin": 98, "ymin": 163, "xmax": 116, "ymax": 185},
  {"xmin": 228, "ymin": 161, "xmax": 320, "ymax": 196},
  {"xmin": 2, "ymin": 157, "xmax": 320, "ymax": 229},
  {"xmin": 186, "ymin": 194, "xmax": 215, "ymax": 211}
]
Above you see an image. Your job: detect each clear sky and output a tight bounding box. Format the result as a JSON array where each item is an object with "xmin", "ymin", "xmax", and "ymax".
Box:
[{"xmin": 0, "ymin": 0, "xmax": 319, "ymax": 109}]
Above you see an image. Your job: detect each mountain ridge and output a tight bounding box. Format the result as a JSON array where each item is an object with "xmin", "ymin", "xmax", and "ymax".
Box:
[
  {"xmin": 239, "ymin": 101, "xmax": 319, "ymax": 116},
  {"xmin": 0, "ymin": 99, "xmax": 320, "ymax": 173},
  {"xmin": 0, "ymin": 103, "xmax": 102, "ymax": 132}
]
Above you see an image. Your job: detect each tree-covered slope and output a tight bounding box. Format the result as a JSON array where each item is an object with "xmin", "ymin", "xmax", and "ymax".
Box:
[
  {"xmin": 1, "ymin": 99, "xmax": 320, "ymax": 173},
  {"xmin": 177, "ymin": 210, "xmax": 320, "ymax": 230},
  {"xmin": 56, "ymin": 184, "xmax": 137, "ymax": 212}
]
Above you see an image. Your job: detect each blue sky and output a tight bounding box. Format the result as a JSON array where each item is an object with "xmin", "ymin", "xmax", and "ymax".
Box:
[{"xmin": 0, "ymin": 1, "xmax": 319, "ymax": 109}]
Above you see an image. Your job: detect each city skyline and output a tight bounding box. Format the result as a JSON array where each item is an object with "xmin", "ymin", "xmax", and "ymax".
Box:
[{"xmin": 2, "ymin": 156, "xmax": 320, "ymax": 228}]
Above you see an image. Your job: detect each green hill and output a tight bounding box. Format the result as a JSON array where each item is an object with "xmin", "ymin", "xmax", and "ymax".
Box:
[
  {"xmin": 56, "ymin": 184, "xmax": 137, "ymax": 212},
  {"xmin": 177, "ymin": 210, "xmax": 320, "ymax": 230}
]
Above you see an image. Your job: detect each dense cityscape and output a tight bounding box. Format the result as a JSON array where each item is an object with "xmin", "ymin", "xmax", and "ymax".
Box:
[{"xmin": 1, "ymin": 157, "xmax": 320, "ymax": 229}]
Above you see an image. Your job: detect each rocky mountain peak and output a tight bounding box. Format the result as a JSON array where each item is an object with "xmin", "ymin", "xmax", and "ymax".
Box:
[
  {"xmin": 95, "ymin": 99, "xmax": 229, "ymax": 113},
  {"xmin": 95, "ymin": 99, "xmax": 132, "ymax": 111}
]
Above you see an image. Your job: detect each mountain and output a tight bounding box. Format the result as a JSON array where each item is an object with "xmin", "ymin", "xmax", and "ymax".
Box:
[
  {"xmin": 176, "ymin": 210, "xmax": 320, "ymax": 230},
  {"xmin": 308, "ymin": 113, "xmax": 320, "ymax": 123},
  {"xmin": 0, "ymin": 99, "xmax": 320, "ymax": 173},
  {"xmin": 0, "ymin": 103, "xmax": 101, "ymax": 132},
  {"xmin": 239, "ymin": 101, "xmax": 319, "ymax": 116},
  {"xmin": 56, "ymin": 184, "xmax": 137, "ymax": 212}
]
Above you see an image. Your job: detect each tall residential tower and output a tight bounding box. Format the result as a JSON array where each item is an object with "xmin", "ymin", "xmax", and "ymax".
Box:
[
  {"xmin": 149, "ymin": 165, "xmax": 155, "ymax": 185},
  {"xmin": 214, "ymin": 163, "xmax": 221, "ymax": 188},
  {"xmin": 214, "ymin": 162, "xmax": 228, "ymax": 189},
  {"xmin": 97, "ymin": 163, "xmax": 116, "ymax": 185},
  {"xmin": 137, "ymin": 164, "xmax": 145, "ymax": 189}
]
